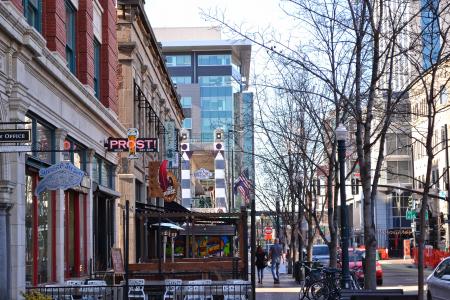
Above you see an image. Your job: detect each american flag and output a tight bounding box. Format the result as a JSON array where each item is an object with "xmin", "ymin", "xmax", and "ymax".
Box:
[{"xmin": 233, "ymin": 169, "xmax": 252, "ymax": 204}]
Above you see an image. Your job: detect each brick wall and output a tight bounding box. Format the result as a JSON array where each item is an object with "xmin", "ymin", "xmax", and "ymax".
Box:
[
  {"xmin": 10, "ymin": 0, "xmax": 23, "ymax": 12},
  {"xmin": 43, "ymin": 0, "xmax": 66, "ymax": 59},
  {"xmin": 77, "ymin": 0, "xmax": 94, "ymax": 88},
  {"xmin": 99, "ymin": 0, "xmax": 118, "ymax": 114}
]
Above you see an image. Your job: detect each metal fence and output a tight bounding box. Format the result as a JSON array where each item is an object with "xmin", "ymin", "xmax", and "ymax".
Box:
[
  {"xmin": 25, "ymin": 281, "xmax": 251, "ymax": 300},
  {"xmin": 26, "ymin": 284, "xmax": 124, "ymax": 299}
]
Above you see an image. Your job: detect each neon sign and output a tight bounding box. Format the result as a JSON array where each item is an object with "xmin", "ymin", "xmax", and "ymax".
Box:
[{"xmin": 104, "ymin": 138, "xmax": 158, "ymax": 152}]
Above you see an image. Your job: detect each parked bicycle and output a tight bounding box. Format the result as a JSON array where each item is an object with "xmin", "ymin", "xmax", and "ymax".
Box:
[{"xmin": 299, "ymin": 263, "xmax": 362, "ymax": 300}]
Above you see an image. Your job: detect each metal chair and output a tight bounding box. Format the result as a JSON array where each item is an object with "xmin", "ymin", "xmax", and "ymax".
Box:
[
  {"xmin": 83, "ymin": 280, "xmax": 107, "ymax": 300},
  {"xmin": 128, "ymin": 278, "xmax": 146, "ymax": 299},
  {"xmin": 163, "ymin": 279, "xmax": 182, "ymax": 299},
  {"xmin": 183, "ymin": 280, "xmax": 213, "ymax": 300}
]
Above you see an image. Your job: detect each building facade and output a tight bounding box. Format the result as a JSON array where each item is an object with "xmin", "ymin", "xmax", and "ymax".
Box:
[
  {"xmin": 153, "ymin": 27, "xmax": 253, "ymax": 212},
  {"xmin": 0, "ymin": 1, "xmax": 122, "ymax": 298},
  {"xmin": 116, "ymin": 0, "xmax": 183, "ymax": 264}
]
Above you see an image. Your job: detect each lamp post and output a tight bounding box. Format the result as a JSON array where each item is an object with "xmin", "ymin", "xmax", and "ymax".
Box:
[
  {"xmin": 336, "ymin": 123, "xmax": 351, "ymax": 289},
  {"xmin": 170, "ymin": 231, "xmax": 178, "ymax": 263}
]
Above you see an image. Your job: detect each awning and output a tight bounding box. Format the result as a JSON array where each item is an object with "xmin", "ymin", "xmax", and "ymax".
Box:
[
  {"xmin": 93, "ymin": 182, "xmax": 121, "ymax": 198},
  {"xmin": 150, "ymin": 222, "xmax": 185, "ymax": 231}
]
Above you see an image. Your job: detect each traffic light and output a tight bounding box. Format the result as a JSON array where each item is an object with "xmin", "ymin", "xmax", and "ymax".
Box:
[{"xmin": 351, "ymin": 178, "xmax": 359, "ymax": 195}]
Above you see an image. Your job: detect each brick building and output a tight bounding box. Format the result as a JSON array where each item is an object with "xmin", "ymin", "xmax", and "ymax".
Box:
[{"xmin": 0, "ymin": 1, "xmax": 123, "ymax": 298}]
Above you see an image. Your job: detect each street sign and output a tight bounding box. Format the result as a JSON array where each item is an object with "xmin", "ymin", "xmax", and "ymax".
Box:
[
  {"xmin": 406, "ymin": 210, "xmax": 417, "ymax": 220},
  {"xmin": 0, "ymin": 129, "xmax": 31, "ymax": 143},
  {"xmin": 0, "ymin": 145, "xmax": 31, "ymax": 153}
]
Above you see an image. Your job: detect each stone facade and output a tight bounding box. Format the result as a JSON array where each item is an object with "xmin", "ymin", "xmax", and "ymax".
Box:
[
  {"xmin": 0, "ymin": 1, "xmax": 124, "ymax": 299},
  {"xmin": 116, "ymin": 0, "xmax": 183, "ymax": 263}
]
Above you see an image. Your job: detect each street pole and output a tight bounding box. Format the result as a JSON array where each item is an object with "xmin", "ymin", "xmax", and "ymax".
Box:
[
  {"xmin": 445, "ymin": 124, "xmax": 450, "ymax": 250},
  {"xmin": 251, "ymin": 192, "xmax": 256, "ymax": 300},
  {"xmin": 336, "ymin": 124, "xmax": 351, "ymax": 289},
  {"xmin": 298, "ymin": 180, "xmax": 304, "ymax": 281},
  {"xmin": 231, "ymin": 147, "xmax": 235, "ymax": 212},
  {"xmin": 276, "ymin": 200, "xmax": 280, "ymax": 240},
  {"xmin": 124, "ymin": 200, "xmax": 129, "ymax": 300}
]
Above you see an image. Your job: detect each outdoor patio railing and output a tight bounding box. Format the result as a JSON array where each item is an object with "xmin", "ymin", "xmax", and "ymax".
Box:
[{"xmin": 25, "ymin": 280, "xmax": 252, "ymax": 300}]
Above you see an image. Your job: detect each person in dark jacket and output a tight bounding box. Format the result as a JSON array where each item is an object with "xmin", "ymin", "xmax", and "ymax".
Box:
[{"xmin": 255, "ymin": 245, "xmax": 267, "ymax": 284}]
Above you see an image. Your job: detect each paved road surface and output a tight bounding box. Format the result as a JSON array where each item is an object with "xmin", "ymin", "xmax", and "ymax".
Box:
[{"xmin": 254, "ymin": 259, "xmax": 432, "ymax": 299}]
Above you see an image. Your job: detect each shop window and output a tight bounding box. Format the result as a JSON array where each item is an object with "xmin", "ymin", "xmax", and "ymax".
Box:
[
  {"xmin": 25, "ymin": 115, "xmax": 55, "ymax": 165},
  {"xmin": 92, "ymin": 155, "xmax": 114, "ymax": 188},
  {"xmin": 65, "ymin": 0, "xmax": 77, "ymax": 74},
  {"xmin": 23, "ymin": 0, "xmax": 41, "ymax": 32},
  {"xmin": 25, "ymin": 172, "xmax": 53, "ymax": 285},
  {"xmin": 65, "ymin": 191, "xmax": 87, "ymax": 278},
  {"xmin": 63, "ymin": 138, "xmax": 86, "ymax": 171}
]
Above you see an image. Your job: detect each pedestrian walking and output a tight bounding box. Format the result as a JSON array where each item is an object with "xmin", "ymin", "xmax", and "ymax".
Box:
[
  {"xmin": 255, "ymin": 245, "xmax": 268, "ymax": 284},
  {"xmin": 269, "ymin": 238, "xmax": 283, "ymax": 284}
]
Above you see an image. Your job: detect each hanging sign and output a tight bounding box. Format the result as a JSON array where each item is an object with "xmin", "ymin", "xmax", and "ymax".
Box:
[
  {"xmin": 0, "ymin": 129, "xmax": 31, "ymax": 143},
  {"xmin": 163, "ymin": 171, "xmax": 179, "ymax": 202},
  {"xmin": 148, "ymin": 161, "xmax": 163, "ymax": 198},
  {"xmin": 104, "ymin": 127, "xmax": 158, "ymax": 155},
  {"xmin": 35, "ymin": 161, "xmax": 84, "ymax": 196},
  {"xmin": 127, "ymin": 128, "xmax": 139, "ymax": 159},
  {"xmin": 194, "ymin": 168, "xmax": 213, "ymax": 180}
]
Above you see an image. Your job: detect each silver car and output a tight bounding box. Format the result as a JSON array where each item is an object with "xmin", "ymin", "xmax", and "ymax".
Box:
[
  {"xmin": 312, "ymin": 244, "xmax": 330, "ymax": 267},
  {"xmin": 426, "ymin": 256, "xmax": 450, "ymax": 300}
]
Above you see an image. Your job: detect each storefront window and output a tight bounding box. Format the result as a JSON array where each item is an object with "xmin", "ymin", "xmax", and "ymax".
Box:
[
  {"xmin": 63, "ymin": 138, "xmax": 86, "ymax": 171},
  {"xmin": 65, "ymin": 192, "xmax": 87, "ymax": 278},
  {"xmin": 25, "ymin": 115, "xmax": 55, "ymax": 165},
  {"xmin": 25, "ymin": 172, "xmax": 51, "ymax": 285},
  {"xmin": 93, "ymin": 156, "xmax": 113, "ymax": 188}
]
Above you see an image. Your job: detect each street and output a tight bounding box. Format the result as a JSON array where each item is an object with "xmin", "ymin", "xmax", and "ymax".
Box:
[{"xmin": 255, "ymin": 259, "xmax": 431, "ymax": 299}]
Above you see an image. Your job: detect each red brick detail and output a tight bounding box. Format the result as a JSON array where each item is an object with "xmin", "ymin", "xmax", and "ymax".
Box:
[
  {"xmin": 42, "ymin": 0, "xmax": 66, "ymax": 59},
  {"xmin": 77, "ymin": 0, "xmax": 94, "ymax": 87},
  {"xmin": 99, "ymin": 0, "xmax": 118, "ymax": 114},
  {"xmin": 10, "ymin": 0, "xmax": 23, "ymax": 13}
]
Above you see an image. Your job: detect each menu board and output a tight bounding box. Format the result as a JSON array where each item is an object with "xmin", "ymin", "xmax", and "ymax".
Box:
[{"xmin": 111, "ymin": 248, "xmax": 124, "ymax": 274}]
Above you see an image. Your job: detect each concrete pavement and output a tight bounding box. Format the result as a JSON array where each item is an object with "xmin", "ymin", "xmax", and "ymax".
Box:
[{"xmin": 255, "ymin": 262, "xmax": 300, "ymax": 300}]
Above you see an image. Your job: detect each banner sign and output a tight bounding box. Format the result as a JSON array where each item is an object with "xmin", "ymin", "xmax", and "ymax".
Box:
[
  {"xmin": 163, "ymin": 171, "xmax": 178, "ymax": 202},
  {"xmin": 104, "ymin": 138, "xmax": 158, "ymax": 152},
  {"xmin": 0, "ymin": 145, "xmax": 31, "ymax": 153},
  {"xmin": 194, "ymin": 168, "xmax": 213, "ymax": 180},
  {"xmin": 35, "ymin": 161, "xmax": 84, "ymax": 196},
  {"xmin": 148, "ymin": 161, "xmax": 163, "ymax": 198},
  {"xmin": 164, "ymin": 121, "xmax": 177, "ymax": 167},
  {"xmin": 0, "ymin": 129, "xmax": 31, "ymax": 143}
]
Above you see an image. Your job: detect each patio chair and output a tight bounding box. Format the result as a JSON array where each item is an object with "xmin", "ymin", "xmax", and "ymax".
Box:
[
  {"xmin": 183, "ymin": 280, "xmax": 213, "ymax": 300},
  {"xmin": 64, "ymin": 280, "xmax": 85, "ymax": 300},
  {"xmin": 128, "ymin": 279, "xmax": 146, "ymax": 299},
  {"xmin": 163, "ymin": 279, "xmax": 182, "ymax": 299},
  {"xmin": 82, "ymin": 280, "xmax": 107, "ymax": 300},
  {"xmin": 223, "ymin": 282, "xmax": 247, "ymax": 300}
]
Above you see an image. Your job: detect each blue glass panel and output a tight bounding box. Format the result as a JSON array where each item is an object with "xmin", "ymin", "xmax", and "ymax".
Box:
[{"xmin": 421, "ymin": 0, "xmax": 440, "ymax": 69}]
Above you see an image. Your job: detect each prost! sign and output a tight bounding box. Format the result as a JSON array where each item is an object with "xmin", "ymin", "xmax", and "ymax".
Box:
[{"xmin": 105, "ymin": 138, "xmax": 158, "ymax": 152}]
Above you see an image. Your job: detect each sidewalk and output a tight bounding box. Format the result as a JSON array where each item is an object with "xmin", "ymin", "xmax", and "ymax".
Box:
[{"xmin": 255, "ymin": 264, "xmax": 300, "ymax": 300}]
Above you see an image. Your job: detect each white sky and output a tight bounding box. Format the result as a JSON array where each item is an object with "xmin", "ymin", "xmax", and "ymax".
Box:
[{"xmin": 145, "ymin": 0, "xmax": 290, "ymax": 31}]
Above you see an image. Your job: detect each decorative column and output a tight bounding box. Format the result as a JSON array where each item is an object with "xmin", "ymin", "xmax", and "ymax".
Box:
[
  {"xmin": 8, "ymin": 97, "xmax": 29, "ymax": 299},
  {"xmin": 0, "ymin": 183, "xmax": 14, "ymax": 299},
  {"xmin": 54, "ymin": 128, "xmax": 68, "ymax": 283},
  {"xmin": 85, "ymin": 149, "xmax": 96, "ymax": 274}
]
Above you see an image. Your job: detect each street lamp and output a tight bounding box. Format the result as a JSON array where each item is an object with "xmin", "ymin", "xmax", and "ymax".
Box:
[{"xmin": 336, "ymin": 123, "xmax": 351, "ymax": 289}]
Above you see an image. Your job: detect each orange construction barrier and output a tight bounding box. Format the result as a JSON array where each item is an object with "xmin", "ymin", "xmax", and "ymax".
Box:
[{"xmin": 412, "ymin": 247, "xmax": 450, "ymax": 269}]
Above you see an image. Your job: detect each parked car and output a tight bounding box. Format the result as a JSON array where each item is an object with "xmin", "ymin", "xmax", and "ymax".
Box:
[
  {"xmin": 348, "ymin": 248, "xmax": 383, "ymax": 286},
  {"xmin": 426, "ymin": 256, "xmax": 450, "ymax": 300},
  {"xmin": 312, "ymin": 244, "xmax": 330, "ymax": 266}
]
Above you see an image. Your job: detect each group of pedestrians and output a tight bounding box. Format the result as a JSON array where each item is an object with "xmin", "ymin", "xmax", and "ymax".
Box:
[{"xmin": 255, "ymin": 238, "xmax": 284, "ymax": 284}]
